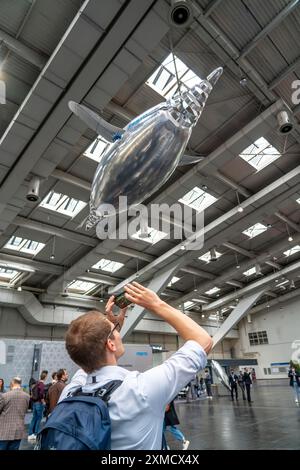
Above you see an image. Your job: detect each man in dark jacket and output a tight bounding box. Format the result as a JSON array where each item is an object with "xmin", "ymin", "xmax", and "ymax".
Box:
[
  {"xmin": 28, "ymin": 370, "xmax": 48, "ymax": 440},
  {"xmin": 204, "ymin": 369, "xmax": 212, "ymax": 398},
  {"xmin": 228, "ymin": 369, "xmax": 239, "ymax": 401},
  {"xmin": 288, "ymin": 367, "xmax": 300, "ymax": 403},
  {"xmin": 237, "ymin": 371, "xmax": 246, "ymax": 400},
  {"xmin": 243, "ymin": 368, "xmax": 253, "ymax": 403}
]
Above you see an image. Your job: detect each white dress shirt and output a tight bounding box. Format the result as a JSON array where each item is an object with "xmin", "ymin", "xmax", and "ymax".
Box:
[{"xmin": 59, "ymin": 340, "xmax": 206, "ymax": 450}]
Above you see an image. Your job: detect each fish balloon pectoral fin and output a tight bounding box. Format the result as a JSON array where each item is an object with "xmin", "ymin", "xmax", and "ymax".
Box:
[
  {"xmin": 178, "ymin": 154, "xmax": 205, "ymax": 166},
  {"xmin": 68, "ymin": 101, "xmax": 124, "ymax": 143}
]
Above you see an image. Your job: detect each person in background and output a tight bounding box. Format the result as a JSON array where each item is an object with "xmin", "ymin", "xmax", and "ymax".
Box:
[
  {"xmin": 251, "ymin": 368, "xmax": 256, "ymax": 382},
  {"xmin": 204, "ymin": 369, "xmax": 213, "ymax": 399},
  {"xmin": 28, "ymin": 377, "xmax": 36, "ymax": 412},
  {"xmin": 28, "ymin": 370, "xmax": 48, "ymax": 441},
  {"xmin": 243, "ymin": 368, "xmax": 253, "ymax": 403},
  {"xmin": 0, "ymin": 379, "xmax": 5, "ymax": 394},
  {"xmin": 186, "ymin": 377, "xmax": 197, "ymax": 403},
  {"xmin": 47, "ymin": 369, "xmax": 68, "ymax": 415},
  {"xmin": 51, "ymin": 372, "xmax": 58, "ymax": 385},
  {"xmin": 198, "ymin": 375, "xmax": 204, "ymax": 396},
  {"xmin": 163, "ymin": 400, "xmax": 190, "ymax": 450},
  {"xmin": 288, "ymin": 366, "xmax": 300, "ymax": 404},
  {"xmin": 237, "ymin": 370, "xmax": 246, "ymax": 400},
  {"xmin": 0, "ymin": 377, "xmax": 30, "ymax": 450},
  {"xmin": 44, "ymin": 371, "xmax": 58, "ymax": 418},
  {"xmin": 44, "ymin": 371, "xmax": 57, "ymax": 396},
  {"xmin": 228, "ymin": 369, "xmax": 239, "ymax": 401}
]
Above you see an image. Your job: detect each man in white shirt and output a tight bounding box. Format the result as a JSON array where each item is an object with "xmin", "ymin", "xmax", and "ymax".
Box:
[{"xmin": 60, "ymin": 281, "xmax": 212, "ymax": 450}]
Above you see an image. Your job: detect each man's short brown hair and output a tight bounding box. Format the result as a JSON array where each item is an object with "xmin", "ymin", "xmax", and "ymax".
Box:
[
  {"xmin": 56, "ymin": 369, "xmax": 66, "ymax": 381},
  {"xmin": 65, "ymin": 310, "xmax": 111, "ymax": 373}
]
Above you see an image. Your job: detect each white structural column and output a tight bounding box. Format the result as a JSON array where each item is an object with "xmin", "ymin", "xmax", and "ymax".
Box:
[
  {"xmin": 121, "ymin": 264, "xmax": 180, "ymax": 341},
  {"xmin": 212, "ymin": 290, "xmax": 265, "ymax": 348}
]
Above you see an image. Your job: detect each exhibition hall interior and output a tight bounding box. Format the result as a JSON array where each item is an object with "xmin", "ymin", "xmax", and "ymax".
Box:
[{"xmin": 0, "ymin": 0, "xmax": 300, "ymax": 452}]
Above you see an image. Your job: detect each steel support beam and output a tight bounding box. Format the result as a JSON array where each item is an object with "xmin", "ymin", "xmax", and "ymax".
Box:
[
  {"xmin": 0, "ymin": 252, "xmax": 63, "ymax": 275},
  {"xmin": 110, "ymin": 165, "xmax": 300, "ymax": 293},
  {"xmin": 203, "ymin": 258, "xmax": 300, "ymax": 312},
  {"xmin": 212, "ymin": 290, "xmax": 266, "ymax": 347},
  {"xmin": 178, "ymin": 228, "xmax": 300, "ymax": 305},
  {"xmin": 214, "ymin": 171, "xmax": 252, "ymax": 198},
  {"xmin": 239, "ymin": 0, "xmax": 300, "ymax": 59},
  {"xmin": 121, "ymin": 263, "xmax": 180, "ymax": 341},
  {"xmin": 250, "ymin": 287, "xmax": 300, "ymax": 314},
  {"xmin": 203, "ymin": 0, "xmax": 223, "ymax": 17},
  {"xmin": 14, "ymin": 216, "xmax": 97, "ymax": 247},
  {"xmin": 268, "ymin": 56, "xmax": 300, "ymax": 90},
  {"xmin": 275, "ymin": 211, "xmax": 300, "ymax": 232},
  {"xmin": 0, "ymin": 28, "xmax": 47, "ymax": 69},
  {"xmin": 51, "ymin": 169, "xmax": 91, "ymax": 191},
  {"xmin": 223, "ymin": 241, "xmax": 281, "ymax": 269},
  {"xmin": 222, "ymin": 241, "xmax": 255, "ymax": 259}
]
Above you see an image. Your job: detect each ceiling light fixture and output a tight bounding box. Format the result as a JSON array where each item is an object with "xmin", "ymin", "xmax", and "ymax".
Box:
[
  {"xmin": 236, "ymin": 191, "xmax": 244, "ymax": 213},
  {"xmin": 286, "ymin": 224, "xmax": 293, "ymax": 242},
  {"xmin": 210, "ymin": 246, "xmax": 218, "ymax": 262},
  {"xmin": 255, "ymin": 263, "xmax": 262, "ymax": 276},
  {"xmin": 50, "ymin": 236, "xmax": 56, "ymax": 261}
]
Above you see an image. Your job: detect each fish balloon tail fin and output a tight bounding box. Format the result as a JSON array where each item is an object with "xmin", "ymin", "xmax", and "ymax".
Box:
[{"xmin": 75, "ymin": 210, "xmax": 100, "ymax": 232}]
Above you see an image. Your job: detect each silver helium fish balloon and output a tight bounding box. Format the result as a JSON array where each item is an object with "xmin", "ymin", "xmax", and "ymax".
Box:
[{"xmin": 69, "ymin": 67, "xmax": 223, "ymax": 229}]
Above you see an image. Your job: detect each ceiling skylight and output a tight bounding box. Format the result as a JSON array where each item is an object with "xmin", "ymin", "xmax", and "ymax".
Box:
[
  {"xmin": 67, "ymin": 280, "xmax": 97, "ymax": 294},
  {"xmin": 168, "ymin": 276, "xmax": 180, "ymax": 287},
  {"xmin": 131, "ymin": 226, "xmax": 168, "ymax": 245},
  {"xmin": 179, "ymin": 186, "xmax": 217, "ymax": 212},
  {"xmin": 146, "ymin": 53, "xmax": 203, "ymax": 99},
  {"xmin": 276, "ymin": 279, "xmax": 289, "ymax": 288},
  {"xmin": 192, "ymin": 298, "xmax": 209, "ymax": 304},
  {"xmin": 84, "ymin": 137, "xmax": 110, "ymax": 162},
  {"xmin": 205, "ymin": 286, "xmax": 220, "ymax": 295},
  {"xmin": 0, "ymin": 268, "xmax": 20, "ymax": 282},
  {"xmin": 40, "ymin": 191, "xmax": 87, "ymax": 217},
  {"xmin": 183, "ymin": 301, "xmax": 196, "ymax": 310},
  {"xmin": 283, "ymin": 245, "xmax": 300, "ymax": 257},
  {"xmin": 243, "ymin": 267, "xmax": 256, "ymax": 277},
  {"xmin": 92, "ymin": 259, "xmax": 124, "ymax": 273},
  {"xmin": 239, "ymin": 137, "xmax": 281, "ymax": 172},
  {"xmin": 4, "ymin": 236, "xmax": 45, "ymax": 256},
  {"xmin": 199, "ymin": 250, "xmax": 222, "ymax": 263},
  {"xmin": 243, "ymin": 222, "xmax": 267, "ymax": 239}
]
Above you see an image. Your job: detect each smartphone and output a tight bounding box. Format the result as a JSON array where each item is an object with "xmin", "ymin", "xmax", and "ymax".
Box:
[{"xmin": 114, "ymin": 292, "xmax": 132, "ymax": 309}]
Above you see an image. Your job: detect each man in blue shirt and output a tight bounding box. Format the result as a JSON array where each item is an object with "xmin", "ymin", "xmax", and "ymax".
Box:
[{"xmin": 61, "ymin": 282, "xmax": 213, "ymax": 450}]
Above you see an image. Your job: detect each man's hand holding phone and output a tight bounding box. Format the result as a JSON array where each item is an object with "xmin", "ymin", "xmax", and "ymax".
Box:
[
  {"xmin": 124, "ymin": 282, "xmax": 163, "ymax": 312},
  {"xmin": 105, "ymin": 295, "xmax": 127, "ymax": 329}
]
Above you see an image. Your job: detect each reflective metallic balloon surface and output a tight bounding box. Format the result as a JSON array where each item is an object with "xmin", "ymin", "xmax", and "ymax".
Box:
[
  {"xmin": 211, "ymin": 359, "xmax": 231, "ymax": 391},
  {"xmin": 69, "ymin": 67, "xmax": 223, "ymax": 229}
]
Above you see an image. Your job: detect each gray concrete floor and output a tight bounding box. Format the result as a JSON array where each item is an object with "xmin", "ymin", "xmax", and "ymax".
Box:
[
  {"xmin": 20, "ymin": 380, "xmax": 300, "ymax": 450},
  {"xmin": 169, "ymin": 380, "xmax": 300, "ymax": 450}
]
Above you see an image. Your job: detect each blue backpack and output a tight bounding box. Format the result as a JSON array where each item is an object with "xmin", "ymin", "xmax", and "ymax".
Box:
[{"xmin": 35, "ymin": 380, "xmax": 122, "ymax": 450}]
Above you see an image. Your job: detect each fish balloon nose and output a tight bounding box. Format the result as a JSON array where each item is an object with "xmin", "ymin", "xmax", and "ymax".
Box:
[{"xmin": 206, "ymin": 67, "xmax": 223, "ymax": 87}]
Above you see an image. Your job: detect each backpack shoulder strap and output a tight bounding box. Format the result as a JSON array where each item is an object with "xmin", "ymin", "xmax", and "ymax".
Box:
[{"xmin": 71, "ymin": 380, "xmax": 123, "ymax": 403}]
